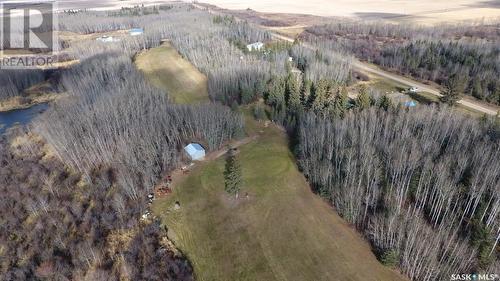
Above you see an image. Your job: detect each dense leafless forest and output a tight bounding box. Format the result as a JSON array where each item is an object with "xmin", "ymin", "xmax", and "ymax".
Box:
[
  {"xmin": 290, "ymin": 43, "xmax": 352, "ymax": 83},
  {"xmin": 303, "ymin": 21, "xmax": 500, "ymax": 104},
  {"xmin": 297, "ymin": 106, "xmax": 500, "ymax": 280},
  {"xmin": 0, "ymin": 130, "xmax": 193, "ymax": 280},
  {"xmin": 0, "ymin": 69, "xmax": 47, "ymax": 101},
  {"xmin": 35, "ymin": 53, "xmax": 243, "ymax": 197},
  {"xmin": 2, "ymin": 5, "xmax": 252, "ymax": 280},
  {"xmin": 305, "ymin": 20, "xmax": 500, "ymax": 41},
  {"xmin": 58, "ymin": 5, "xmax": 354, "ymax": 105},
  {"xmin": 59, "ymin": 5, "xmax": 283, "ymax": 104},
  {"xmin": 2, "ymin": 3, "xmax": 499, "ymax": 280}
]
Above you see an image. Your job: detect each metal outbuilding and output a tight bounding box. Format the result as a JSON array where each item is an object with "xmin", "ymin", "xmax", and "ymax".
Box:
[{"xmin": 184, "ymin": 143, "xmax": 205, "ymax": 161}]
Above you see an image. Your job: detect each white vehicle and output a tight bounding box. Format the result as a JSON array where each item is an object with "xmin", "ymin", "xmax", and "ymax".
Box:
[{"xmin": 408, "ymin": 86, "xmax": 419, "ymax": 93}]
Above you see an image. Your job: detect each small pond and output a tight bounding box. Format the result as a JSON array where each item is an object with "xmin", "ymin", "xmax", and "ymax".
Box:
[{"xmin": 0, "ymin": 103, "xmax": 49, "ymax": 134}]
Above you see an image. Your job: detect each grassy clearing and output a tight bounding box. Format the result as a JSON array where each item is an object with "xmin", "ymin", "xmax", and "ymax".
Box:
[
  {"xmin": 135, "ymin": 42, "xmax": 209, "ymax": 104},
  {"xmin": 370, "ymin": 78, "xmax": 407, "ymax": 94},
  {"xmin": 152, "ymin": 112, "xmax": 405, "ymax": 281},
  {"xmin": 369, "ymin": 78, "xmax": 437, "ymax": 104},
  {"xmin": 268, "ymin": 26, "xmax": 306, "ymax": 38},
  {"xmin": 140, "ymin": 41, "xmax": 405, "ymax": 280}
]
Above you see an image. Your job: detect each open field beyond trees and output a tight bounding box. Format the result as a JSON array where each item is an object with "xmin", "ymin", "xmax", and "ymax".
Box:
[
  {"xmin": 135, "ymin": 43, "xmax": 209, "ymax": 104},
  {"xmin": 152, "ymin": 116, "xmax": 406, "ymax": 281},
  {"xmin": 54, "ymin": 0, "xmax": 500, "ymax": 24},
  {"xmin": 199, "ymin": 0, "xmax": 500, "ymax": 24}
]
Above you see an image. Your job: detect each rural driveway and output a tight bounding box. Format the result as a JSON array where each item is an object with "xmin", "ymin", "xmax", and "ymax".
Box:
[
  {"xmin": 353, "ymin": 61, "xmax": 499, "ymax": 115},
  {"xmin": 270, "ymin": 32, "xmax": 499, "ymax": 116}
]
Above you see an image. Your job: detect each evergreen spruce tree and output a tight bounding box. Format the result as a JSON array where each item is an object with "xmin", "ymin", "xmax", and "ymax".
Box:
[
  {"xmin": 311, "ymin": 79, "xmax": 330, "ymax": 114},
  {"xmin": 356, "ymin": 85, "xmax": 371, "ymax": 110},
  {"xmin": 378, "ymin": 95, "xmax": 393, "ymax": 111},
  {"xmin": 266, "ymin": 76, "xmax": 285, "ymax": 108},
  {"xmin": 285, "ymin": 73, "xmax": 302, "ymax": 112},
  {"xmin": 240, "ymin": 85, "xmax": 255, "ymax": 104},
  {"xmin": 471, "ymin": 79, "xmax": 483, "ymax": 100},
  {"xmin": 253, "ymin": 105, "xmax": 267, "ymax": 121},
  {"xmin": 301, "ymin": 79, "xmax": 312, "ymax": 108},
  {"xmin": 329, "ymin": 86, "xmax": 348, "ymax": 119},
  {"xmin": 224, "ymin": 149, "xmax": 242, "ymax": 196},
  {"xmin": 441, "ymin": 73, "xmax": 466, "ymax": 106}
]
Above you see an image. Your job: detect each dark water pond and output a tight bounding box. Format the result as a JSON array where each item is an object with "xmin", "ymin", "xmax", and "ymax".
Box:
[{"xmin": 0, "ymin": 103, "xmax": 48, "ymax": 134}]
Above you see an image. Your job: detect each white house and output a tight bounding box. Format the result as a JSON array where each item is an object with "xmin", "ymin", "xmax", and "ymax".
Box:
[
  {"xmin": 246, "ymin": 42, "xmax": 264, "ymax": 52},
  {"xmin": 184, "ymin": 143, "xmax": 206, "ymax": 161},
  {"xmin": 96, "ymin": 36, "xmax": 120, "ymax": 43}
]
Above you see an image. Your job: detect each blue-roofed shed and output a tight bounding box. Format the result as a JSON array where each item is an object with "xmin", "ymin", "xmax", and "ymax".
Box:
[
  {"xmin": 404, "ymin": 101, "xmax": 417, "ymax": 107},
  {"xmin": 184, "ymin": 143, "xmax": 205, "ymax": 161}
]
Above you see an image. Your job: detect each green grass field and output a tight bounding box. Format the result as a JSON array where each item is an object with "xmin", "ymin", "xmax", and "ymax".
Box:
[
  {"xmin": 370, "ymin": 78, "xmax": 407, "ymax": 94},
  {"xmin": 135, "ymin": 42, "xmax": 209, "ymax": 104},
  {"xmin": 152, "ymin": 114, "xmax": 405, "ymax": 281},
  {"xmin": 140, "ymin": 43, "xmax": 406, "ymax": 280}
]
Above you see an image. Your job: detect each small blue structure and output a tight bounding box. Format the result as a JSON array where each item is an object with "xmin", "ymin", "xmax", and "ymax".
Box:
[
  {"xmin": 404, "ymin": 101, "xmax": 417, "ymax": 107},
  {"xmin": 129, "ymin": 28, "xmax": 144, "ymax": 36},
  {"xmin": 184, "ymin": 143, "xmax": 205, "ymax": 161}
]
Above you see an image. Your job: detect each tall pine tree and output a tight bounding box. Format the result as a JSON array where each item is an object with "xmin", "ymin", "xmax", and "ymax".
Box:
[
  {"xmin": 378, "ymin": 95, "xmax": 393, "ymax": 111},
  {"xmin": 310, "ymin": 79, "xmax": 330, "ymax": 114},
  {"xmin": 356, "ymin": 85, "xmax": 371, "ymax": 110},
  {"xmin": 441, "ymin": 73, "xmax": 466, "ymax": 106},
  {"xmin": 331, "ymin": 86, "xmax": 348, "ymax": 119},
  {"xmin": 285, "ymin": 72, "xmax": 302, "ymax": 112},
  {"xmin": 224, "ymin": 149, "xmax": 242, "ymax": 196}
]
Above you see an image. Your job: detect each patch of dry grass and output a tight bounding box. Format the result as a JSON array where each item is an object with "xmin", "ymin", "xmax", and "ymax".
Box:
[
  {"xmin": 0, "ymin": 81, "xmax": 65, "ymax": 112},
  {"xmin": 135, "ymin": 43, "xmax": 209, "ymax": 104}
]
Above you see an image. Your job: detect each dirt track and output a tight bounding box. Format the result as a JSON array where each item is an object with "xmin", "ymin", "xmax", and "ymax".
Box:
[
  {"xmin": 270, "ymin": 32, "xmax": 499, "ymax": 116},
  {"xmin": 157, "ymin": 134, "xmax": 259, "ymax": 194},
  {"xmin": 208, "ymin": 135, "xmax": 259, "ymax": 160},
  {"xmin": 352, "ymin": 62, "xmax": 499, "ymax": 115}
]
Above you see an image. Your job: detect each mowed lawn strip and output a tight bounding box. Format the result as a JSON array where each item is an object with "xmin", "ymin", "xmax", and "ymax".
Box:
[
  {"xmin": 135, "ymin": 42, "xmax": 209, "ymax": 104},
  {"xmin": 152, "ymin": 120, "xmax": 407, "ymax": 281}
]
